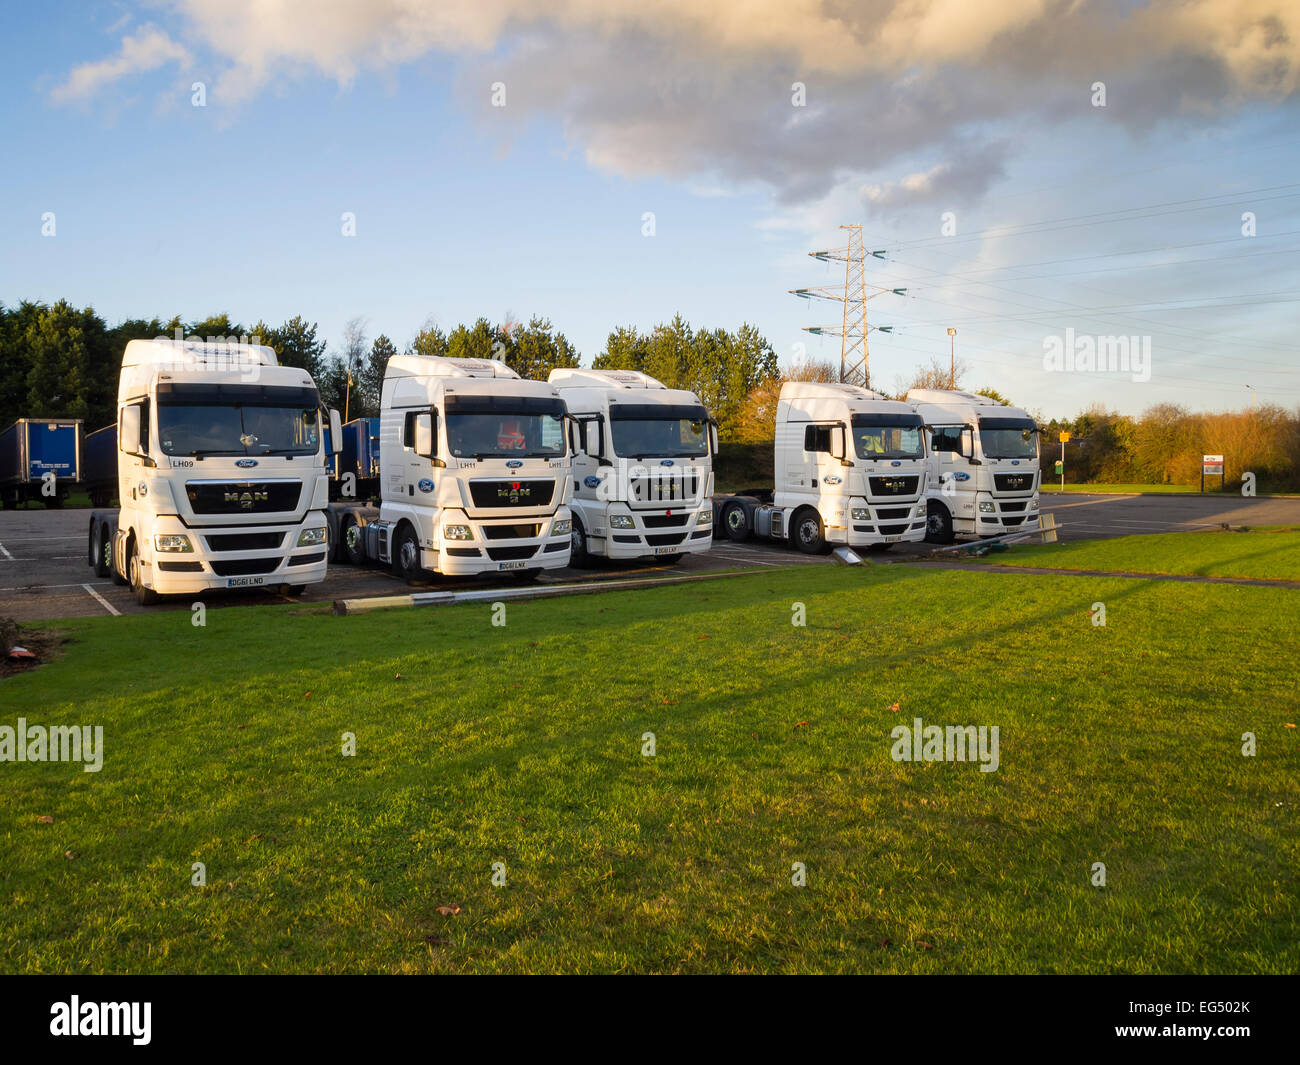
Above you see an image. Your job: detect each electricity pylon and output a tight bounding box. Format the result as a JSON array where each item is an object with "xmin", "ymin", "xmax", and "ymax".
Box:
[{"xmin": 790, "ymin": 224, "xmax": 905, "ymax": 389}]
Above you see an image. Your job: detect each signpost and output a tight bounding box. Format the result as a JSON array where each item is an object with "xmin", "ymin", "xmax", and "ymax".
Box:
[
  {"xmin": 1058, "ymin": 431, "xmax": 1070, "ymax": 490},
  {"xmin": 1201, "ymin": 454, "xmax": 1224, "ymax": 494}
]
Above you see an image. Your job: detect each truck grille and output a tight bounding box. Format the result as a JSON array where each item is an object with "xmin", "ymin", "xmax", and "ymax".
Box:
[
  {"xmin": 868, "ymin": 475, "xmax": 920, "ymax": 497},
  {"xmin": 646, "ymin": 533, "xmax": 687, "ymax": 547},
  {"xmin": 631, "ymin": 471, "xmax": 700, "ymax": 503},
  {"xmin": 483, "ymin": 524, "xmax": 541, "ymax": 540},
  {"xmin": 641, "ymin": 512, "xmax": 690, "ymax": 528},
  {"xmin": 875, "ymin": 506, "xmax": 911, "ymax": 519},
  {"xmin": 994, "ymin": 473, "xmax": 1034, "ymax": 492},
  {"xmin": 486, "ymin": 545, "xmax": 539, "ymax": 561},
  {"xmin": 210, "ymin": 557, "xmax": 282, "ymax": 576},
  {"xmin": 204, "ymin": 532, "xmax": 285, "ymax": 552},
  {"xmin": 878, "ymin": 524, "xmax": 908, "ymax": 536},
  {"xmin": 468, "ymin": 479, "xmax": 555, "ymax": 509},
  {"xmin": 1000, "ymin": 501, "xmax": 1028, "ymax": 513},
  {"xmin": 186, "ymin": 481, "xmax": 302, "ymax": 514}
]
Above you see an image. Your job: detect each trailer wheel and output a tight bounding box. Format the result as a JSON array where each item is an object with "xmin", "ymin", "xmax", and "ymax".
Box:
[
  {"xmin": 721, "ymin": 501, "xmax": 750, "ymax": 542},
  {"xmin": 925, "ymin": 501, "xmax": 955, "ymax": 545},
  {"xmin": 793, "ymin": 509, "xmax": 829, "ymax": 555},
  {"xmin": 392, "ymin": 523, "xmax": 423, "ymax": 584},
  {"xmin": 128, "ymin": 537, "xmax": 158, "ymax": 605},
  {"xmin": 342, "ymin": 516, "xmax": 367, "ymax": 567}
]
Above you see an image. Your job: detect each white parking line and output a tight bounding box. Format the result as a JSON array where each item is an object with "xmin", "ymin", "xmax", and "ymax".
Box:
[
  {"xmin": 0, "ymin": 543, "xmax": 13, "ymax": 560},
  {"xmin": 0, "ymin": 581, "xmax": 114, "ymax": 592},
  {"xmin": 81, "ymin": 584, "xmax": 121, "ymax": 616},
  {"xmin": 0, "ymin": 535, "xmax": 83, "ymax": 542}
]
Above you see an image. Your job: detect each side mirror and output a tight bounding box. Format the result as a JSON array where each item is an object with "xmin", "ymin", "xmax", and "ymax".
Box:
[
  {"xmin": 328, "ymin": 409, "xmax": 343, "ymax": 455},
  {"xmin": 120, "ymin": 405, "xmax": 142, "ymax": 456},
  {"xmin": 414, "ymin": 412, "xmax": 435, "ymax": 459},
  {"xmin": 961, "ymin": 426, "xmax": 980, "ymax": 463},
  {"xmin": 829, "ymin": 423, "xmax": 850, "ymax": 464},
  {"xmin": 708, "ymin": 421, "xmax": 719, "ymax": 457}
]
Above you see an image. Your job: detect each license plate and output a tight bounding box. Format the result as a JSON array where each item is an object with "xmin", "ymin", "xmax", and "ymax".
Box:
[
  {"xmin": 884, "ymin": 536, "xmax": 901, "ymax": 543},
  {"xmin": 498, "ymin": 561, "xmax": 527, "ymax": 571},
  {"xmin": 654, "ymin": 546, "xmax": 678, "ymax": 556},
  {"xmin": 227, "ymin": 576, "xmax": 265, "ymax": 588}
]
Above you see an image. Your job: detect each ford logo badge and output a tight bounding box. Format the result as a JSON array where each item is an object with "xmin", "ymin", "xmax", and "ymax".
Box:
[
  {"xmin": 891, "ymin": 460, "xmax": 901, "ymax": 467},
  {"xmin": 660, "ymin": 459, "xmax": 674, "ymax": 467},
  {"xmin": 506, "ymin": 460, "xmax": 523, "ymax": 469},
  {"xmin": 417, "ymin": 478, "xmax": 435, "ymax": 493},
  {"xmin": 1011, "ymin": 460, "xmax": 1020, "ymax": 465},
  {"xmin": 823, "ymin": 475, "xmax": 842, "ymax": 485},
  {"xmin": 583, "ymin": 475, "xmax": 601, "ymax": 489},
  {"xmin": 235, "ymin": 459, "xmax": 258, "ymax": 468},
  {"xmin": 954, "ymin": 472, "xmax": 971, "ymax": 481}
]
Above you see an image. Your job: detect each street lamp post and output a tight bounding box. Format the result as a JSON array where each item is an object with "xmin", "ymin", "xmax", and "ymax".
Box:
[{"xmin": 947, "ymin": 328, "xmax": 957, "ymax": 389}]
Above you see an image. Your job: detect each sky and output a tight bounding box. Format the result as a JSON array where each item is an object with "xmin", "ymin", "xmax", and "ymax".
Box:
[{"xmin": 1, "ymin": 0, "xmax": 1298, "ymax": 419}]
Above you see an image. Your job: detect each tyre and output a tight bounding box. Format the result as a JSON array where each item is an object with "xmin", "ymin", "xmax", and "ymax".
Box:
[
  {"xmin": 793, "ymin": 509, "xmax": 829, "ymax": 555},
  {"xmin": 925, "ymin": 501, "xmax": 955, "ymax": 545},
  {"xmin": 721, "ymin": 502, "xmax": 750, "ymax": 542},
  {"xmin": 128, "ymin": 538, "xmax": 158, "ymax": 605},
  {"xmin": 569, "ymin": 516, "xmax": 590, "ymax": 568},
  {"xmin": 343, "ymin": 516, "xmax": 366, "ymax": 567},
  {"xmin": 391, "ymin": 523, "xmax": 423, "ymax": 584},
  {"xmin": 91, "ymin": 523, "xmax": 111, "ymax": 578}
]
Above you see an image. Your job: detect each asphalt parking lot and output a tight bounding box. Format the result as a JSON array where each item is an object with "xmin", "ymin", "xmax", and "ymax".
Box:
[{"xmin": 2, "ymin": 491, "xmax": 1297, "ymax": 621}]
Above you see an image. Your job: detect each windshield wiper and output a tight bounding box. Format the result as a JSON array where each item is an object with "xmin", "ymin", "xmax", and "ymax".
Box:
[{"xmin": 186, "ymin": 449, "xmax": 244, "ymax": 458}]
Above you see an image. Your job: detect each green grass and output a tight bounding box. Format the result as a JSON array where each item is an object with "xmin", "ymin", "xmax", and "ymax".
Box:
[
  {"xmin": 2, "ymin": 563, "xmax": 1296, "ymax": 973},
  {"xmin": 989, "ymin": 529, "xmax": 1300, "ymax": 581}
]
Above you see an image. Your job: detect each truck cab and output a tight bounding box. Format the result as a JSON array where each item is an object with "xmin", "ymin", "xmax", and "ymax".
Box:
[
  {"xmin": 906, "ymin": 389, "xmax": 1041, "ymax": 543},
  {"xmin": 88, "ymin": 338, "xmax": 341, "ymax": 603},
  {"xmin": 547, "ymin": 368, "xmax": 716, "ymax": 564},
  {"xmin": 332, "ymin": 356, "xmax": 573, "ymax": 582}
]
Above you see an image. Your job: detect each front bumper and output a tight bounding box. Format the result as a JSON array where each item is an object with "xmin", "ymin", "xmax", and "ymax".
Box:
[
  {"xmin": 598, "ymin": 504, "xmax": 713, "ymax": 559},
  {"xmin": 427, "ymin": 510, "xmax": 572, "ymax": 574},
  {"xmin": 146, "ymin": 515, "xmax": 329, "ymax": 593},
  {"xmin": 974, "ymin": 495, "xmax": 1040, "ymax": 534},
  {"xmin": 837, "ymin": 499, "xmax": 928, "ymax": 545}
]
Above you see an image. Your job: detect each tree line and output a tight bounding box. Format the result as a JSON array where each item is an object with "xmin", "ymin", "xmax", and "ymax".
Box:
[{"xmin": 0, "ymin": 301, "xmax": 778, "ymax": 438}]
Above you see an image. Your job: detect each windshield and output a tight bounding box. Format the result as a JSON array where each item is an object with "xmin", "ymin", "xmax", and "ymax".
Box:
[
  {"xmin": 851, "ymin": 415, "xmax": 925, "ymax": 460},
  {"xmin": 158, "ymin": 404, "xmax": 320, "ymax": 456},
  {"xmin": 609, "ymin": 417, "xmax": 708, "ymax": 459},
  {"xmin": 980, "ymin": 424, "xmax": 1038, "ymax": 459},
  {"xmin": 446, "ymin": 412, "xmax": 566, "ymax": 459}
]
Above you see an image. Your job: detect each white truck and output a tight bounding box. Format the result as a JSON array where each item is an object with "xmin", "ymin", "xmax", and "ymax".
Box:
[
  {"xmin": 547, "ymin": 368, "xmax": 716, "ymax": 565},
  {"xmin": 87, "ymin": 338, "xmax": 342, "ymax": 604},
  {"xmin": 329, "ymin": 355, "xmax": 573, "ymax": 582},
  {"xmin": 905, "ymin": 389, "xmax": 1040, "ymax": 543},
  {"xmin": 714, "ymin": 381, "xmax": 929, "ymax": 553}
]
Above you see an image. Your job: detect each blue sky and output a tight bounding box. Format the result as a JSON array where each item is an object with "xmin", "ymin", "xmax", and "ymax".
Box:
[{"xmin": 2, "ymin": 1, "xmax": 1298, "ymax": 419}]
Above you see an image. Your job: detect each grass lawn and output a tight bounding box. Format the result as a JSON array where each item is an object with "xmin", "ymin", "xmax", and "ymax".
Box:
[
  {"xmin": 1, "ymin": 563, "xmax": 1296, "ymax": 973},
  {"xmin": 988, "ymin": 529, "xmax": 1300, "ymax": 581}
]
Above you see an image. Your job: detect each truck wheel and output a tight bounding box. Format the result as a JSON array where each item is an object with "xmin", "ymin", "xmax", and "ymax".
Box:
[
  {"xmin": 128, "ymin": 539, "xmax": 158, "ymax": 605},
  {"xmin": 793, "ymin": 509, "xmax": 829, "ymax": 555},
  {"xmin": 343, "ymin": 516, "xmax": 367, "ymax": 566},
  {"xmin": 569, "ymin": 517, "xmax": 590, "ymax": 568},
  {"xmin": 722, "ymin": 502, "xmax": 750, "ymax": 542},
  {"xmin": 91, "ymin": 524, "xmax": 111, "ymax": 578},
  {"xmin": 392, "ymin": 524, "xmax": 423, "ymax": 584},
  {"xmin": 925, "ymin": 501, "xmax": 955, "ymax": 545}
]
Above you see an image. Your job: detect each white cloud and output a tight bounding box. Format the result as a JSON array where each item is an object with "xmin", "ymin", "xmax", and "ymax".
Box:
[{"xmin": 51, "ymin": 26, "xmax": 191, "ymax": 103}]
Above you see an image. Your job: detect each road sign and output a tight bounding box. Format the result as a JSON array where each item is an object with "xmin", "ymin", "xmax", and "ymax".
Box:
[
  {"xmin": 1059, "ymin": 431, "xmax": 1071, "ymax": 443},
  {"xmin": 1202, "ymin": 454, "xmax": 1224, "ymax": 475}
]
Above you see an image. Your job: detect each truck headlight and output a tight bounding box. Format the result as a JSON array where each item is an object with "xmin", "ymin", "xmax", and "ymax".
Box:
[
  {"xmin": 297, "ymin": 527, "xmax": 327, "ymax": 547},
  {"xmin": 155, "ymin": 534, "xmax": 193, "ymax": 552},
  {"xmin": 443, "ymin": 524, "xmax": 473, "ymax": 541},
  {"xmin": 552, "ymin": 518, "xmax": 571, "ymax": 536},
  {"xmin": 609, "ymin": 514, "xmax": 635, "ymax": 529},
  {"xmin": 851, "ymin": 507, "xmax": 870, "ymax": 521},
  {"xmin": 979, "ymin": 501, "xmax": 995, "ymax": 513},
  {"xmin": 697, "ymin": 508, "xmax": 712, "ymax": 525},
  {"xmin": 1029, "ymin": 499, "xmax": 1039, "ymax": 510}
]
